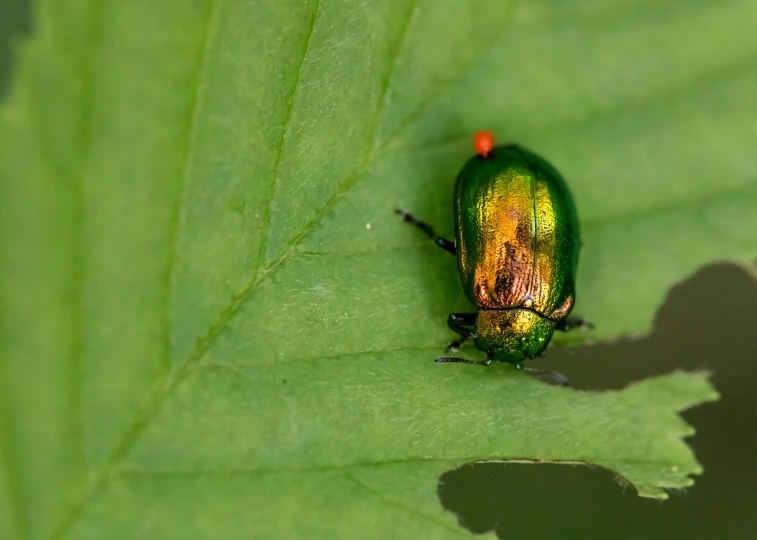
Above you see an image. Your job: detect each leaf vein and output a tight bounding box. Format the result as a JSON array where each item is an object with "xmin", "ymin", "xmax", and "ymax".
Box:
[
  {"xmin": 341, "ymin": 472, "xmax": 466, "ymax": 536},
  {"xmin": 380, "ymin": 0, "xmax": 520, "ymax": 145},
  {"xmin": 116, "ymin": 455, "xmax": 698, "ymax": 479},
  {"xmin": 398, "ymin": 48, "xmax": 757, "ymax": 155},
  {"xmin": 254, "ymin": 0, "xmax": 321, "ymax": 276},
  {"xmin": 163, "ymin": 0, "xmax": 222, "ymax": 371},
  {"xmin": 582, "ymin": 179, "xmax": 757, "ymax": 232},
  {"xmin": 370, "ymin": 0, "xmax": 419, "ymax": 146},
  {"xmin": 291, "ymin": 178, "xmax": 757, "ymax": 259},
  {"xmin": 198, "ymin": 345, "xmax": 444, "ymax": 372}
]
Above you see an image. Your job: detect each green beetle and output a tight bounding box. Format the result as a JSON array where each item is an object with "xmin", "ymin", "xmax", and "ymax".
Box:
[{"xmin": 397, "ymin": 131, "xmax": 590, "ymax": 384}]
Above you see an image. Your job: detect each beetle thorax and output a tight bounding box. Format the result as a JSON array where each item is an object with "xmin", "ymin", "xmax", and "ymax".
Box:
[{"xmin": 474, "ymin": 309, "xmax": 555, "ymax": 364}]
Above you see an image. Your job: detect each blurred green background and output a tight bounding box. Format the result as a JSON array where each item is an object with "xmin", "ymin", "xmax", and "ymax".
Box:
[
  {"xmin": 0, "ymin": 0, "xmax": 28, "ymax": 96},
  {"xmin": 2, "ymin": 1, "xmax": 754, "ymax": 539}
]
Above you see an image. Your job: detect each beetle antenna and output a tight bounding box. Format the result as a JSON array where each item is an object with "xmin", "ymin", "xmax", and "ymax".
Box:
[
  {"xmin": 515, "ymin": 364, "xmax": 569, "ymax": 386},
  {"xmin": 436, "ymin": 357, "xmax": 492, "ymax": 366}
]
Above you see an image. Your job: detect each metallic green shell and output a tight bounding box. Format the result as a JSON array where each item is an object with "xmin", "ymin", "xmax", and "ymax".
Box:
[{"xmin": 453, "ymin": 144, "xmax": 580, "ymax": 362}]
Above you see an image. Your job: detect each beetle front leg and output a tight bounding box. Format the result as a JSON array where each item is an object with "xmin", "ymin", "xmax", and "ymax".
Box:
[
  {"xmin": 555, "ymin": 316, "xmax": 593, "ymax": 332},
  {"xmin": 436, "ymin": 313, "xmax": 484, "ymax": 364},
  {"xmin": 395, "ymin": 209, "xmax": 456, "ymax": 255},
  {"xmin": 436, "ymin": 355, "xmax": 492, "ymax": 366},
  {"xmin": 445, "ymin": 312, "xmax": 477, "ymax": 352}
]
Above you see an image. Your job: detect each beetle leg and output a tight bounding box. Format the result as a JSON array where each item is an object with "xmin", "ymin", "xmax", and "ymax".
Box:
[
  {"xmin": 555, "ymin": 316, "xmax": 594, "ymax": 332},
  {"xmin": 445, "ymin": 312, "xmax": 477, "ymax": 352},
  {"xmin": 395, "ymin": 209, "xmax": 456, "ymax": 255},
  {"xmin": 436, "ymin": 347, "xmax": 492, "ymax": 366},
  {"xmin": 515, "ymin": 363, "xmax": 569, "ymax": 386},
  {"xmin": 435, "ymin": 357, "xmax": 492, "ymax": 366}
]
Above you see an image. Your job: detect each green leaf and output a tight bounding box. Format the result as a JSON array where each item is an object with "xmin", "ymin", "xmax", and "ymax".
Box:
[{"xmin": 3, "ymin": 0, "xmax": 752, "ymax": 537}]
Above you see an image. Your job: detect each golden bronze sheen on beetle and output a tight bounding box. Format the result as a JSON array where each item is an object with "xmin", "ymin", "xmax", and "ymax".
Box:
[{"xmin": 397, "ymin": 131, "xmax": 590, "ymax": 385}]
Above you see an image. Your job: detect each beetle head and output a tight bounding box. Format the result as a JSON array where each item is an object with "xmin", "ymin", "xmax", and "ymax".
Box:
[{"xmin": 474, "ymin": 309, "xmax": 555, "ymax": 363}]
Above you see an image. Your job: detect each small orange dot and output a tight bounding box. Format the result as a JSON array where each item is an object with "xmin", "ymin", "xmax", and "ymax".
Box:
[{"xmin": 473, "ymin": 130, "xmax": 495, "ymax": 158}]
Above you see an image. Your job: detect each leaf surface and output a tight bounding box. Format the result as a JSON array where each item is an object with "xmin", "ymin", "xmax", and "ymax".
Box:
[{"xmin": 2, "ymin": 0, "xmax": 752, "ymax": 537}]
